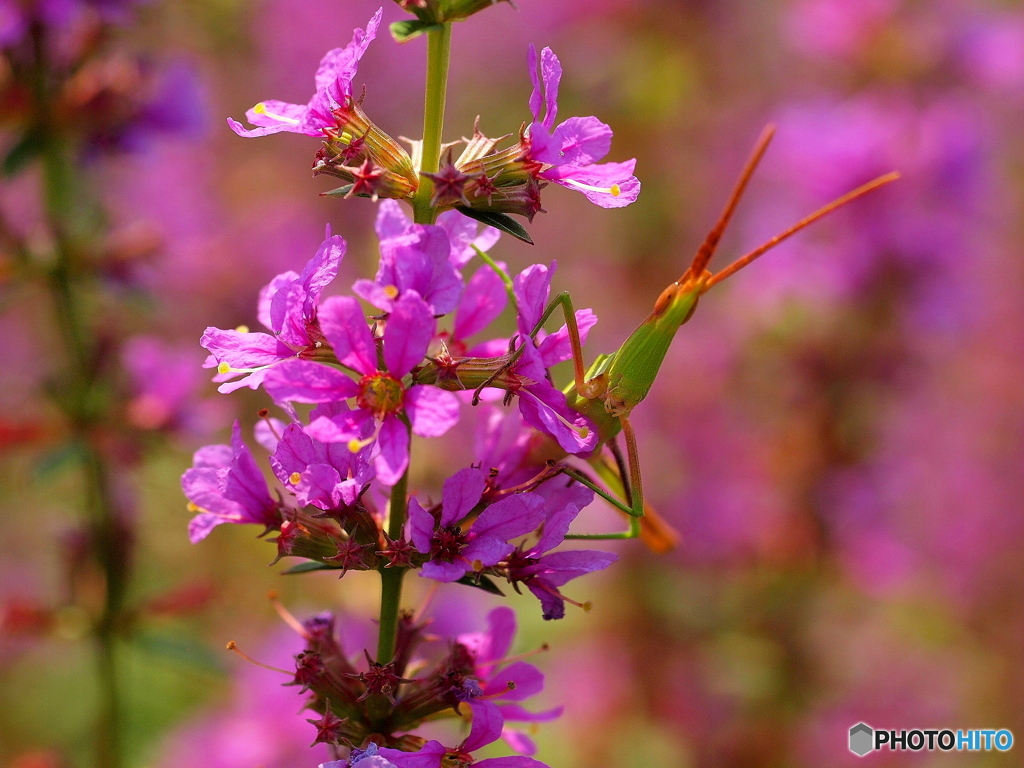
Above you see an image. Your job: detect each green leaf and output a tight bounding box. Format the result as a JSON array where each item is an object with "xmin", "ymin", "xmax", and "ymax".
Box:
[
  {"xmin": 133, "ymin": 632, "xmax": 226, "ymax": 675},
  {"xmin": 454, "ymin": 207, "xmax": 534, "ymax": 245},
  {"xmin": 390, "ymin": 20, "xmax": 444, "ymax": 43},
  {"xmin": 455, "ymin": 573, "xmax": 505, "ymax": 596},
  {"xmin": 34, "ymin": 441, "xmax": 86, "ymax": 479},
  {"xmin": 281, "ymin": 560, "xmax": 339, "ymax": 575},
  {"xmin": 2, "ymin": 131, "xmax": 43, "ymax": 177}
]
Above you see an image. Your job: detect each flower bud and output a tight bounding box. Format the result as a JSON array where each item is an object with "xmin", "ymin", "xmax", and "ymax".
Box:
[
  {"xmin": 315, "ymin": 99, "xmax": 419, "ymax": 201},
  {"xmin": 390, "ymin": 0, "xmax": 512, "ymax": 42}
]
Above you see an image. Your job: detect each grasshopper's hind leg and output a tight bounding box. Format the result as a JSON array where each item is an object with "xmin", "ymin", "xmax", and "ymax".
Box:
[{"xmin": 563, "ymin": 416, "xmax": 680, "ymax": 552}]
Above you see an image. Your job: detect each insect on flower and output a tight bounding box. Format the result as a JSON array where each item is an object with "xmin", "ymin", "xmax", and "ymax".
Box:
[{"xmin": 422, "ymin": 125, "xmax": 899, "ymax": 552}]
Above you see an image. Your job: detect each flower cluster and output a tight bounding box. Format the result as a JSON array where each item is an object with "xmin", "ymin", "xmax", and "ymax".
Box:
[
  {"xmin": 186, "ymin": 6, "xmax": 637, "ymax": 766},
  {"xmin": 189, "ymin": 200, "xmax": 615, "ymax": 617},
  {"xmin": 283, "ymin": 607, "xmax": 559, "ymax": 765},
  {"xmin": 229, "ymin": 8, "xmax": 638, "ymax": 226},
  {"xmin": 0, "ymin": 0, "xmax": 202, "ymax": 157}
]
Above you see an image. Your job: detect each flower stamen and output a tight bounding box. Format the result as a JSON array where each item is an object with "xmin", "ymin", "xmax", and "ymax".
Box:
[
  {"xmin": 267, "ymin": 590, "xmax": 310, "ymax": 639},
  {"xmin": 562, "ymin": 178, "xmax": 621, "ymax": 197},
  {"xmin": 225, "ymin": 640, "xmax": 292, "ymax": 675},
  {"xmin": 252, "ymin": 102, "xmax": 301, "ymax": 126}
]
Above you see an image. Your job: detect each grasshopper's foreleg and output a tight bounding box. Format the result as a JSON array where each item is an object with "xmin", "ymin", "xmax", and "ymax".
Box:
[
  {"xmin": 469, "ymin": 290, "xmax": 593, "ymax": 405},
  {"xmin": 527, "ymin": 291, "xmax": 593, "ymax": 396}
]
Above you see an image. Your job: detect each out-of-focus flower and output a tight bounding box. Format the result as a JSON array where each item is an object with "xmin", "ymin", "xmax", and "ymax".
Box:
[
  {"xmin": 458, "ymin": 606, "xmax": 563, "ymax": 754},
  {"xmin": 123, "ymin": 335, "xmax": 226, "ymax": 436},
  {"xmin": 157, "ymin": 631, "xmax": 330, "ymax": 768}
]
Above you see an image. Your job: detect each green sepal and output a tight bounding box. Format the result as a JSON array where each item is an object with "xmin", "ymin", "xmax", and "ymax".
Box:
[
  {"xmin": 455, "ymin": 207, "xmax": 534, "ymax": 245},
  {"xmin": 320, "ymin": 184, "xmax": 354, "ymax": 198},
  {"xmin": 390, "ymin": 19, "xmax": 444, "ymax": 43},
  {"xmin": 455, "ymin": 573, "xmax": 505, "ymax": 596},
  {"xmin": 281, "ymin": 560, "xmax": 339, "ymax": 575},
  {"xmin": 2, "ymin": 131, "xmax": 44, "ymax": 177}
]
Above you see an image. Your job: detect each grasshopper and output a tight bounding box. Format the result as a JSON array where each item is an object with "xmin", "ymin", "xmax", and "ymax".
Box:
[{"xmin": 504, "ymin": 125, "xmax": 899, "ymax": 551}]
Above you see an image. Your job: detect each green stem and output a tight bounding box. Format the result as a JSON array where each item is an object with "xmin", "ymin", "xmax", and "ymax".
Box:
[
  {"xmin": 376, "ymin": 567, "xmax": 405, "ymax": 664},
  {"xmin": 376, "ymin": 440, "xmax": 411, "ymax": 664},
  {"xmin": 412, "ymin": 22, "xmax": 452, "ymax": 225},
  {"xmin": 377, "ymin": 21, "xmax": 454, "ymax": 662},
  {"xmin": 33, "ymin": 27, "xmax": 126, "ymax": 768}
]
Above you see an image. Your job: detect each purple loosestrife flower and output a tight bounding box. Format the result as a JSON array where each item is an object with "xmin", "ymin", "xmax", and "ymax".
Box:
[
  {"xmin": 201, "ymin": 229, "xmax": 344, "ymax": 393},
  {"xmin": 228, "ymin": 10, "xmax": 418, "ymax": 200},
  {"xmin": 353, "ymin": 201, "xmax": 464, "ymax": 315},
  {"xmin": 364, "ymin": 200, "xmax": 507, "ymax": 354},
  {"xmin": 181, "ymin": 422, "xmax": 281, "ymax": 543},
  {"xmin": 493, "ymin": 262, "xmax": 598, "ymax": 455},
  {"xmin": 502, "ymin": 482, "xmax": 616, "ymax": 620},
  {"xmin": 407, "ymin": 467, "xmax": 546, "ymax": 582},
  {"xmin": 524, "ymin": 45, "xmax": 640, "ymax": 209},
  {"xmin": 436, "ymin": 207, "xmax": 501, "ymax": 270},
  {"xmin": 415, "ymin": 261, "xmax": 597, "ymax": 455},
  {"xmin": 321, "ymin": 744, "xmax": 399, "ymax": 768},
  {"xmin": 513, "ymin": 261, "xmax": 597, "ymax": 370},
  {"xmin": 265, "ymin": 292, "xmax": 460, "ymax": 485},
  {"xmin": 474, "ymin": 406, "xmax": 549, "ymax": 489},
  {"xmin": 269, "ymin": 407, "xmax": 374, "ymax": 511},
  {"xmin": 371, "ymin": 199, "xmax": 501, "ymax": 271},
  {"xmin": 228, "ymin": 9, "xmax": 382, "ymax": 138},
  {"xmin": 458, "ymin": 607, "xmax": 563, "ymax": 755},
  {"xmin": 510, "ymin": 327, "xmax": 596, "ymax": 455},
  {"xmin": 443, "ymin": 261, "xmax": 510, "ymax": 357}
]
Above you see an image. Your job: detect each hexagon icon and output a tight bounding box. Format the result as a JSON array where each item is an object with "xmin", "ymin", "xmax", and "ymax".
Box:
[{"xmin": 849, "ymin": 723, "xmax": 874, "ymax": 757}]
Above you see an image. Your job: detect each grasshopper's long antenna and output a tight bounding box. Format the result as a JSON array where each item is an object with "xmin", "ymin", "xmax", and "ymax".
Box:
[
  {"xmin": 682, "ymin": 123, "xmax": 776, "ymax": 282},
  {"xmin": 704, "ymin": 171, "xmax": 901, "ymax": 290}
]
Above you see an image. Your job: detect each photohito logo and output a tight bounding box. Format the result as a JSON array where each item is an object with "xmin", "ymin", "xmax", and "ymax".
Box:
[{"xmin": 848, "ymin": 723, "xmax": 1013, "ymax": 757}]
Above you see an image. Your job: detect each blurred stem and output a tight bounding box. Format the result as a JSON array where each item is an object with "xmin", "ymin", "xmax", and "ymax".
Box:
[
  {"xmin": 412, "ymin": 22, "xmax": 452, "ymax": 225},
  {"xmin": 33, "ymin": 26, "xmax": 126, "ymax": 768},
  {"xmin": 377, "ymin": 428, "xmax": 411, "ymax": 664}
]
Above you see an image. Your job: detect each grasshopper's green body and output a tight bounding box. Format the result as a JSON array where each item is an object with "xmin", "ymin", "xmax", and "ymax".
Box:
[{"xmin": 570, "ymin": 274, "xmax": 707, "ymax": 424}]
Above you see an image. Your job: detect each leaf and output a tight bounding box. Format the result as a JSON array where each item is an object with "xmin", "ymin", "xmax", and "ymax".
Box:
[
  {"xmin": 34, "ymin": 441, "xmax": 86, "ymax": 479},
  {"xmin": 2, "ymin": 131, "xmax": 43, "ymax": 177},
  {"xmin": 133, "ymin": 632, "xmax": 226, "ymax": 675},
  {"xmin": 455, "ymin": 573, "xmax": 505, "ymax": 596},
  {"xmin": 390, "ymin": 20, "xmax": 444, "ymax": 44},
  {"xmin": 454, "ymin": 207, "xmax": 534, "ymax": 245},
  {"xmin": 281, "ymin": 560, "xmax": 339, "ymax": 575}
]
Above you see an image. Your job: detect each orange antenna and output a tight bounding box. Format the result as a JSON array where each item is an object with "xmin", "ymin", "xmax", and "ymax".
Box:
[
  {"xmin": 705, "ymin": 171, "xmax": 901, "ymax": 290},
  {"xmin": 683, "ymin": 123, "xmax": 777, "ymax": 281}
]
